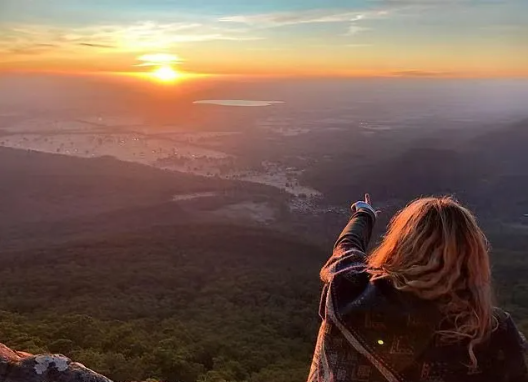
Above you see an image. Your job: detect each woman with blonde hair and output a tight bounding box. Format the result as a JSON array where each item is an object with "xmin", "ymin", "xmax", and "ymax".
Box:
[{"xmin": 309, "ymin": 195, "xmax": 527, "ymax": 382}]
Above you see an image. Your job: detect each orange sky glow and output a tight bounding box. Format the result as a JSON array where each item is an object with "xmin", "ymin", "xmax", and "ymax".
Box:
[{"xmin": 1, "ymin": 0, "xmax": 527, "ymax": 79}]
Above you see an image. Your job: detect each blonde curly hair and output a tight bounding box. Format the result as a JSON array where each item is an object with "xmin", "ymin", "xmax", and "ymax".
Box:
[{"xmin": 367, "ymin": 197, "xmax": 495, "ymax": 367}]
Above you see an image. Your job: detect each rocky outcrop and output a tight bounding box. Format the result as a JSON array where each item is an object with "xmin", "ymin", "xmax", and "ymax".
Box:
[{"xmin": 0, "ymin": 343, "xmax": 112, "ymax": 382}]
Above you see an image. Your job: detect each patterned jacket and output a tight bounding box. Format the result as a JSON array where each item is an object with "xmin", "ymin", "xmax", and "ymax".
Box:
[{"xmin": 308, "ymin": 207, "xmax": 528, "ymax": 382}]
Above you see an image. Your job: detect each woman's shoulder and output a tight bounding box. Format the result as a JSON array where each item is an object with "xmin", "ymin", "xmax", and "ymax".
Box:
[
  {"xmin": 488, "ymin": 307, "xmax": 527, "ymax": 353},
  {"xmin": 493, "ymin": 307, "xmax": 523, "ymax": 331}
]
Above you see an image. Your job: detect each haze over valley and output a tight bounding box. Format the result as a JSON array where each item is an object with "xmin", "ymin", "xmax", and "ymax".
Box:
[{"xmin": 2, "ymin": 75, "xmax": 527, "ymax": 205}]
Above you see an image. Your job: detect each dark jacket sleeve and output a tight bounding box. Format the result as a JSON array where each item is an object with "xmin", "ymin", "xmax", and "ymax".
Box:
[
  {"xmin": 318, "ymin": 208, "xmax": 376, "ymax": 319},
  {"xmin": 320, "ymin": 208, "xmax": 376, "ymax": 284},
  {"xmin": 334, "ymin": 208, "xmax": 376, "ymax": 253}
]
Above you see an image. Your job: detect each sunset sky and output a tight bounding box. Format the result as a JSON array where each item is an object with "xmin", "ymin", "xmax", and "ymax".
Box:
[{"xmin": 0, "ymin": 0, "xmax": 527, "ymax": 78}]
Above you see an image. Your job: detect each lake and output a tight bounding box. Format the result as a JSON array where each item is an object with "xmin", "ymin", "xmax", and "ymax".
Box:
[{"xmin": 193, "ymin": 100, "xmax": 285, "ymax": 107}]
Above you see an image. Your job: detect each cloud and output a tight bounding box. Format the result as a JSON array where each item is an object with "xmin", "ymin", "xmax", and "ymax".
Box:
[
  {"xmin": 135, "ymin": 53, "xmax": 182, "ymax": 66},
  {"xmin": 7, "ymin": 43, "xmax": 59, "ymax": 55},
  {"xmin": 71, "ymin": 22, "xmax": 261, "ymax": 48},
  {"xmin": 346, "ymin": 25, "xmax": 369, "ymax": 36},
  {"xmin": 78, "ymin": 42, "xmax": 115, "ymax": 48},
  {"xmin": 219, "ymin": 9, "xmax": 388, "ymax": 28},
  {"xmin": 0, "ymin": 21, "xmax": 262, "ymax": 57},
  {"xmin": 219, "ymin": 8, "xmax": 389, "ymax": 42},
  {"xmin": 137, "ymin": 53, "xmax": 180, "ymax": 62}
]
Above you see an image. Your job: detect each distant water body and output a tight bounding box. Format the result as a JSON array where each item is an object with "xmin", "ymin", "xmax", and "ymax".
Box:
[{"xmin": 194, "ymin": 100, "xmax": 284, "ymax": 107}]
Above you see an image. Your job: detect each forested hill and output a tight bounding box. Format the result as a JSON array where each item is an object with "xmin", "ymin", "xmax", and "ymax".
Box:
[
  {"xmin": 0, "ymin": 146, "xmax": 290, "ymax": 252},
  {"xmin": 0, "ymin": 146, "xmax": 326, "ymax": 382},
  {"xmin": 1, "ymin": 216, "xmax": 526, "ymax": 382},
  {"xmin": 301, "ymin": 119, "xmax": 528, "ymax": 221},
  {"xmin": 0, "ymin": 147, "xmax": 287, "ymax": 227},
  {"xmin": 0, "ymin": 223, "xmax": 326, "ymax": 382}
]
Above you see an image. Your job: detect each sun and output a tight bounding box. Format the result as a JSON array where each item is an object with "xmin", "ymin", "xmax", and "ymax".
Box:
[{"xmin": 151, "ymin": 65, "xmax": 180, "ymax": 82}]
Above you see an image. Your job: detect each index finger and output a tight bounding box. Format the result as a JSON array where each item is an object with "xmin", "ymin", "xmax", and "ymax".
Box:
[{"xmin": 365, "ymin": 193, "xmax": 371, "ymax": 205}]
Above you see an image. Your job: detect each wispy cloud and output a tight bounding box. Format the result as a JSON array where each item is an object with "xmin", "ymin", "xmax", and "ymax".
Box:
[
  {"xmin": 0, "ymin": 21, "xmax": 262, "ymax": 58},
  {"xmin": 219, "ymin": 8, "xmax": 389, "ymax": 43},
  {"xmin": 78, "ymin": 42, "xmax": 115, "ymax": 48},
  {"xmin": 8, "ymin": 43, "xmax": 59, "ymax": 55},
  {"xmin": 134, "ymin": 53, "xmax": 181, "ymax": 66},
  {"xmin": 219, "ymin": 9, "xmax": 388, "ymax": 28},
  {"xmin": 345, "ymin": 25, "xmax": 370, "ymax": 36}
]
